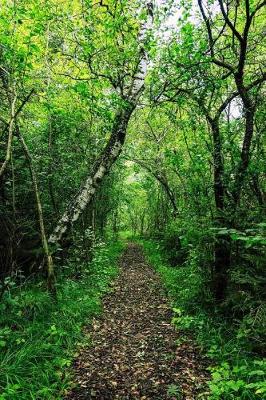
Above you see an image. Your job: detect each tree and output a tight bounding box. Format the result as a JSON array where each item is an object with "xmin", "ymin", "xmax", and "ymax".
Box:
[
  {"xmin": 48, "ymin": 0, "xmax": 154, "ymax": 247},
  {"xmin": 150, "ymin": 0, "xmax": 266, "ymax": 300}
]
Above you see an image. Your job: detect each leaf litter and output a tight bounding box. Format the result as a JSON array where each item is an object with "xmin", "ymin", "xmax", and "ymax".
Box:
[{"xmin": 66, "ymin": 243, "xmax": 209, "ymax": 399}]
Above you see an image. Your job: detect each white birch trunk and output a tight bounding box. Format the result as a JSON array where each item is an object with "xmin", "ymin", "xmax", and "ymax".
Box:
[
  {"xmin": 49, "ymin": 2, "xmax": 153, "ymax": 246},
  {"xmin": 49, "ymin": 106, "xmax": 132, "ymax": 244}
]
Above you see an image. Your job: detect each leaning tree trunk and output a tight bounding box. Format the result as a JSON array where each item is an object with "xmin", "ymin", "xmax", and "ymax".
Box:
[
  {"xmin": 49, "ymin": 1, "xmax": 153, "ymax": 248},
  {"xmin": 48, "ymin": 104, "xmax": 135, "ymax": 246}
]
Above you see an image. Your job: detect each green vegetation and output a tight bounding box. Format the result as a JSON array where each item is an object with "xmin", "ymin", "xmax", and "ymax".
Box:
[
  {"xmin": 0, "ymin": 0, "xmax": 265, "ymax": 398},
  {"xmin": 0, "ymin": 240, "xmax": 124, "ymax": 399},
  {"xmin": 141, "ymin": 239, "xmax": 266, "ymax": 400}
]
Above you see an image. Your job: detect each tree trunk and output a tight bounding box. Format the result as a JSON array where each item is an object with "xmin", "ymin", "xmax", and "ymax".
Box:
[
  {"xmin": 210, "ymin": 117, "xmax": 231, "ymax": 302},
  {"xmin": 210, "ymin": 117, "xmax": 225, "ymax": 212},
  {"xmin": 48, "ymin": 103, "xmax": 135, "ymax": 246},
  {"xmin": 232, "ymin": 104, "xmax": 255, "ymax": 206},
  {"xmin": 17, "ymin": 126, "xmax": 56, "ymax": 296},
  {"xmin": 211, "ymin": 97, "xmax": 255, "ymax": 302},
  {"xmin": 47, "ymin": 116, "xmax": 59, "ymax": 216}
]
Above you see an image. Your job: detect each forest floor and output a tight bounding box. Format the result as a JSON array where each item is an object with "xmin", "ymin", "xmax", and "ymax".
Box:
[{"xmin": 66, "ymin": 243, "xmax": 209, "ymax": 400}]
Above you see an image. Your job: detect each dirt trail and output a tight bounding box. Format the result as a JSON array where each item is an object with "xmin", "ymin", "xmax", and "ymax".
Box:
[{"xmin": 66, "ymin": 243, "xmax": 209, "ymax": 400}]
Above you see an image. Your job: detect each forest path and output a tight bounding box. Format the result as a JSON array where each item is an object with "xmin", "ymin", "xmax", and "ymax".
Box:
[{"xmin": 66, "ymin": 243, "xmax": 209, "ymax": 400}]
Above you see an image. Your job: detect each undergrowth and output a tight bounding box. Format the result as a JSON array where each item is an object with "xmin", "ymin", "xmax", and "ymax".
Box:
[
  {"xmin": 0, "ymin": 240, "xmax": 124, "ymax": 400},
  {"xmin": 140, "ymin": 239, "xmax": 266, "ymax": 400}
]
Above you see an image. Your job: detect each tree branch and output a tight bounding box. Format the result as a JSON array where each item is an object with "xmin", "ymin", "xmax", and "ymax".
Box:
[{"xmin": 217, "ymin": 0, "xmax": 243, "ymax": 43}]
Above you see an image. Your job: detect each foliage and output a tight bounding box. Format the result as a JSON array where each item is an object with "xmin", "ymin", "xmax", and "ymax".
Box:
[
  {"xmin": 208, "ymin": 361, "xmax": 266, "ymax": 399},
  {"xmin": 0, "ymin": 0, "xmax": 265, "ymax": 397},
  {"xmin": 0, "ymin": 240, "xmax": 124, "ymax": 400},
  {"xmin": 141, "ymin": 239, "xmax": 266, "ymax": 400}
]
